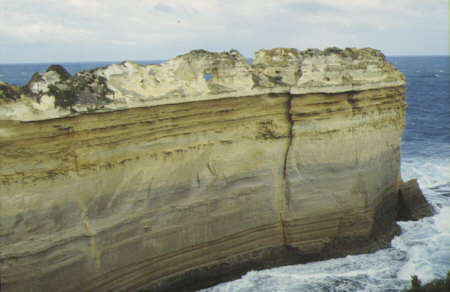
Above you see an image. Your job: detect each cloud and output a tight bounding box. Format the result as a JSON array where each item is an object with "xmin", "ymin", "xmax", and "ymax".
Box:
[
  {"xmin": 283, "ymin": 1, "xmax": 341, "ymax": 14},
  {"xmin": 153, "ymin": 3, "xmax": 173, "ymax": 13},
  {"xmin": 0, "ymin": 0, "xmax": 447, "ymax": 63}
]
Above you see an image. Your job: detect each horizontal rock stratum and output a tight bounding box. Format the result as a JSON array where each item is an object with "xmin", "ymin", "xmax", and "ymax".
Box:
[{"xmin": 1, "ymin": 47, "xmax": 407, "ymax": 292}]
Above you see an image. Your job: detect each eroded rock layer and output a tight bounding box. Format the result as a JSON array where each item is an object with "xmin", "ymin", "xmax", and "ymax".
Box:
[{"xmin": 0, "ymin": 47, "xmax": 406, "ymax": 292}]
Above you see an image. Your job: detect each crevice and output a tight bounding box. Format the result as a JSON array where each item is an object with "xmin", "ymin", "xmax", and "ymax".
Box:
[
  {"xmin": 279, "ymin": 93, "xmax": 295, "ymax": 246},
  {"xmin": 283, "ymin": 93, "xmax": 294, "ymax": 179}
]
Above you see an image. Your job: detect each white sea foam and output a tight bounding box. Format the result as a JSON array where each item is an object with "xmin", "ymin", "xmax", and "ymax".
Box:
[
  {"xmin": 382, "ymin": 155, "xmax": 449, "ymax": 285},
  {"xmin": 402, "ymin": 155, "xmax": 449, "ymax": 189},
  {"xmin": 201, "ymin": 248, "xmax": 410, "ymax": 291},
  {"xmin": 401, "ymin": 152, "xmax": 450, "ymax": 208},
  {"xmin": 393, "ymin": 206, "xmax": 450, "ymax": 284}
]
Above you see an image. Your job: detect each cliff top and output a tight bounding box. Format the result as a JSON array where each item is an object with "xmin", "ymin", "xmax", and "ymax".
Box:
[{"xmin": 0, "ymin": 47, "xmax": 405, "ymax": 121}]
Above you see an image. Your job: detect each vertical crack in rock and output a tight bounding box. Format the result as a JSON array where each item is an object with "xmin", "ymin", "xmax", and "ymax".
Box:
[
  {"xmin": 279, "ymin": 93, "xmax": 295, "ymax": 246},
  {"xmin": 283, "ymin": 93, "xmax": 294, "ymax": 179}
]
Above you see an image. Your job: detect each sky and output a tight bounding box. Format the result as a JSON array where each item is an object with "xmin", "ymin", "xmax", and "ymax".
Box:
[{"xmin": 0, "ymin": 0, "xmax": 448, "ymax": 63}]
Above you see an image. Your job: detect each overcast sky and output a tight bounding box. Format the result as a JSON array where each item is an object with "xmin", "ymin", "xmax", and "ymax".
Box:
[{"xmin": 0, "ymin": 0, "xmax": 448, "ymax": 63}]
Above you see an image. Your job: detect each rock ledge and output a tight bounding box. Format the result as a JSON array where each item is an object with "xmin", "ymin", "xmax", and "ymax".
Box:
[{"xmin": 0, "ymin": 47, "xmax": 404, "ymax": 121}]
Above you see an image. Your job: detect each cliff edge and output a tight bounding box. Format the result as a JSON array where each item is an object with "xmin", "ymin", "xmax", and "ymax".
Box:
[
  {"xmin": 1, "ymin": 47, "xmax": 410, "ymax": 292},
  {"xmin": 0, "ymin": 47, "xmax": 404, "ymax": 121}
]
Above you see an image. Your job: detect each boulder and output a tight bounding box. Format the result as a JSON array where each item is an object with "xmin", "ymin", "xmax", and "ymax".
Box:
[{"xmin": 397, "ymin": 179, "xmax": 435, "ymax": 221}]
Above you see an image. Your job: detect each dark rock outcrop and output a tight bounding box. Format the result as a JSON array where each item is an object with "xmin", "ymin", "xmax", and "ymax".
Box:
[{"xmin": 397, "ymin": 179, "xmax": 435, "ymax": 221}]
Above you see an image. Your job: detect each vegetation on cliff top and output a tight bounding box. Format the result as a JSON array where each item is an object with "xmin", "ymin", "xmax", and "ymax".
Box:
[
  {"xmin": 0, "ymin": 82, "xmax": 21, "ymax": 101},
  {"xmin": 404, "ymin": 271, "xmax": 450, "ymax": 292},
  {"xmin": 46, "ymin": 64, "xmax": 71, "ymax": 81}
]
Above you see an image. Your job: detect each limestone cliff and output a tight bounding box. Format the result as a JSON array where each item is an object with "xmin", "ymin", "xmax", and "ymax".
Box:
[{"xmin": 0, "ymin": 47, "xmax": 406, "ymax": 292}]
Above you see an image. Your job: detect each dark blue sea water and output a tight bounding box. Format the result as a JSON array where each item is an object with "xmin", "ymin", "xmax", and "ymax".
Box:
[
  {"xmin": 0, "ymin": 56, "xmax": 448, "ymax": 291},
  {"xmin": 0, "ymin": 60, "xmax": 163, "ymax": 86}
]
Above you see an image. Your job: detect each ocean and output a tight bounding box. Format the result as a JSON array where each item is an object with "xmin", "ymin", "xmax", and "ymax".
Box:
[{"xmin": 0, "ymin": 56, "xmax": 448, "ymax": 291}]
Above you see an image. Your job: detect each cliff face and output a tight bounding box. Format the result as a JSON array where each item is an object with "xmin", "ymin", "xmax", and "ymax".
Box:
[{"xmin": 0, "ymin": 48, "xmax": 406, "ymax": 292}]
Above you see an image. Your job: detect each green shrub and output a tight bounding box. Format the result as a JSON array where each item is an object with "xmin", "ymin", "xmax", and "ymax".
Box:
[{"xmin": 404, "ymin": 271, "xmax": 449, "ymax": 292}]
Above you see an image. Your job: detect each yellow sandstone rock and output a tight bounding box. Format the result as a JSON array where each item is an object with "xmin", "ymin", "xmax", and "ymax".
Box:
[{"xmin": 0, "ymin": 47, "xmax": 406, "ymax": 292}]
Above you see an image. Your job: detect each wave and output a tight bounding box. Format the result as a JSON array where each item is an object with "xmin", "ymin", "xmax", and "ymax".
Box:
[
  {"xmin": 201, "ymin": 248, "xmax": 411, "ymax": 291},
  {"xmin": 393, "ymin": 206, "xmax": 450, "ymax": 284},
  {"xmin": 401, "ymin": 155, "xmax": 450, "ymax": 196}
]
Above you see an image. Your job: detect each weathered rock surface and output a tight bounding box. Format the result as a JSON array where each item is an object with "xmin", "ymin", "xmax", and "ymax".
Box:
[
  {"xmin": 397, "ymin": 179, "xmax": 435, "ymax": 221},
  {"xmin": 0, "ymin": 47, "xmax": 407, "ymax": 292},
  {"xmin": 0, "ymin": 47, "xmax": 404, "ymax": 122}
]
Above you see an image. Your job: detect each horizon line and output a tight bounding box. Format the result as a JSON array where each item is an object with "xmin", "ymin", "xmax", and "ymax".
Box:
[{"xmin": 0, "ymin": 54, "xmax": 449, "ymax": 66}]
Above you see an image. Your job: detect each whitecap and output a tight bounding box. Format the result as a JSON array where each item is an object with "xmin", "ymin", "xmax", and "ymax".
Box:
[
  {"xmin": 394, "ymin": 152, "xmax": 450, "ymax": 284},
  {"xmin": 401, "ymin": 156, "xmax": 450, "ymax": 192},
  {"xmin": 393, "ymin": 207, "xmax": 450, "ymax": 284}
]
